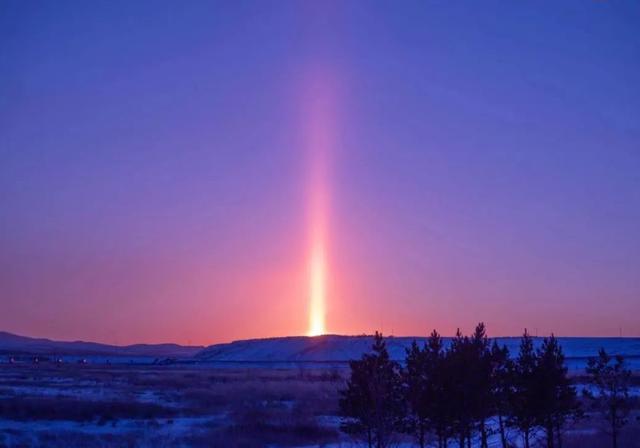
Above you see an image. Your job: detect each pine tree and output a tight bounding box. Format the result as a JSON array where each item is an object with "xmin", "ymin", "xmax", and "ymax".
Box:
[
  {"xmin": 470, "ymin": 323, "xmax": 492, "ymax": 448},
  {"xmin": 510, "ymin": 330, "xmax": 540, "ymax": 448},
  {"xmin": 402, "ymin": 329, "xmax": 453, "ymax": 448},
  {"xmin": 340, "ymin": 332, "xmax": 404, "ymax": 448},
  {"xmin": 427, "ymin": 330, "xmax": 453, "ymax": 448},
  {"xmin": 445, "ymin": 324, "xmax": 492, "ymax": 448},
  {"xmin": 536, "ymin": 335, "xmax": 581, "ymax": 448},
  {"xmin": 490, "ymin": 340, "xmax": 513, "ymax": 448},
  {"xmin": 447, "ymin": 329, "xmax": 473, "ymax": 448},
  {"xmin": 585, "ymin": 349, "xmax": 631, "ymax": 448},
  {"xmin": 404, "ymin": 340, "xmax": 430, "ymax": 448}
]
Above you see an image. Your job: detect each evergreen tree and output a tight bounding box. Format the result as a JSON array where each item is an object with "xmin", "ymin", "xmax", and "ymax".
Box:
[
  {"xmin": 447, "ymin": 328, "xmax": 474, "ymax": 448},
  {"xmin": 404, "ymin": 340, "xmax": 430, "ymax": 448},
  {"xmin": 490, "ymin": 340, "xmax": 513, "ymax": 448},
  {"xmin": 402, "ymin": 329, "xmax": 453, "ymax": 448},
  {"xmin": 445, "ymin": 324, "xmax": 492, "ymax": 448},
  {"xmin": 585, "ymin": 349, "xmax": 631, "ymax": 448},
  {"xmin": 510, "ymin": 330, "xmax": 540, "ymax": 448},
  {"xmin": 339, "ymin": 332, "xmax": 404, "ymax": 448},
  {"xmin": 469, "ymin": 323, "xmax": 493, "ymax": 448},
  {"xmin": 536, "ymin": 335, "xmax": 581, "ymax": 448},
  {"xmin": 426, "ymin": 330, "xmax": 453, "ymax": 448}
]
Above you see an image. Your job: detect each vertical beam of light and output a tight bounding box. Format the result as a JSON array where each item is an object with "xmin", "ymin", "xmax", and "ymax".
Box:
[
  {"xmin": 306, "ymin": 73, "xmax": 334, "ymax": 337},
  {"xmin": 308, "ymin": 242, "xmax": 326, "ymax": 336}
]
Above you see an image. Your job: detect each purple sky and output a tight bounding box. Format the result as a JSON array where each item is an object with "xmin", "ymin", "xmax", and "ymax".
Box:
[{"xmin": 1, "ymin": 1, "xmax": 639, "ymax": 344}]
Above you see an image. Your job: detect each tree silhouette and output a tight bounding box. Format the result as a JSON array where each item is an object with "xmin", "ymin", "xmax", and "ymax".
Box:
[
  {"xmin": 425, "ymin": 330, "xmax": 453, "ymax": 448},
  {"xmin": 336, "ymin": 325, "xmax": 619, "ymax": 448},
  {"xmin": 404, "ymin": 339, "xmax": 430, "ymax": 448},
  {"xmin": 447, "ymin": 329, "xmax": 474, "ymax": 448},
  {"xmin": 403, "ymin": 329, "xmax": 452, "ymax": 448},
  {"xmin": 585, "ymin": 349, "xmax": 632, "ymax": 448},
  {"xmin": 536, "ymin": 335, "xmax": 581, "ymax": 448},
  {"xmin": 443, "ymin": 324, "xmax": 493, "ymax": 448},
  {"xmin": 339, "ymin": 332, "xmax": 404, "ymax": 448},
  {"xmin": 510, "ymin": 330, "xmax": 540, "ymax": 448},
  {"xmin": 469, "ymin": 323, "xmax": 493, "ymax": 448},
  {"xmin": 490, "ymin": 340, "xmax": 513, "ymax": 448}
]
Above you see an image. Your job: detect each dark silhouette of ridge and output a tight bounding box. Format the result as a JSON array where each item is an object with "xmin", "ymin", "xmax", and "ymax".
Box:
[{"xmin": 0, "ymin": 331, "xmax": 203, "ymax": 358}]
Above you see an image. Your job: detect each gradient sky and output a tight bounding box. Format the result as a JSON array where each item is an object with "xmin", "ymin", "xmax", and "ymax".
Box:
[{"xmin": 1, "ymin": 1, "xmax": 639, "ymax": 345}]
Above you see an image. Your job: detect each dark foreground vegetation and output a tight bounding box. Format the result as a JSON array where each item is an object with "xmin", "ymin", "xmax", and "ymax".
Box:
[{"xmin": 340, "ymin": 324, "xmax": 636, "ymax": 448}]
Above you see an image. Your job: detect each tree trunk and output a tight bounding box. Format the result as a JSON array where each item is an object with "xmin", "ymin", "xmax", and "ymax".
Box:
[
  {"xmin": 439, "ymin": 429, "xmax": 447, "ymax": 448},
  {"xmin": 480, "ymin": 418, "xmax": 488, "ymax": 448},
  {"xmin": 546, "ymin": 421, "xmax": 554, "ymax": 448},
  {"xmin": 524, "ymin": 427, "xmax": 531, "ymax": 448},
  {"xmin": 612, "ymin": 408, "xmax": 618, "ymax": 448},
  {"xmin": 467, "ymin": 428, "xmax": 472, "ymax": 448},
  {"xmin": 555, "ymin": 421, "xmax": 563, "ymax": 448},
  {"xmin": 498, "ymin": 414, "xmax": 508, "ymax": 448}
]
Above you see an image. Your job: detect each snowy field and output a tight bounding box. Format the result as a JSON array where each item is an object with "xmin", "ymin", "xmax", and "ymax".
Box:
[{"xmin": 0, "ymin": 361, "xmax": 639, "ymax": 447}]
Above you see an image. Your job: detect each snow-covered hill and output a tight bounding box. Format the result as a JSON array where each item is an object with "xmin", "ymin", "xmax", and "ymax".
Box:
[{"xmin": 196, "ymin": 335, "xmax": 640, "ymax": 370}]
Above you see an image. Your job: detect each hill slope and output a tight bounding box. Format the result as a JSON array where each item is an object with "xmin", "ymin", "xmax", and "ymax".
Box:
[
  {"xmin": 196, "ymin": 334, "xmax": 640, "ymax": 369},
  {"xmin": 0, "ymin": 331, "xmax": 203, "ymax": 358}
]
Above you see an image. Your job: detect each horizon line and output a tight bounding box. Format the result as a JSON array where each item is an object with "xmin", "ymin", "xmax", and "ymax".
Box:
[{"xmin": 2, "ymin": 329, "xmax": 639, "ymax": 349}]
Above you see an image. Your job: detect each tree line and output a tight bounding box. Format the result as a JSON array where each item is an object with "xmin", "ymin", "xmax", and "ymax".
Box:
[{"xmin": 339, "ymin": 323, "xmax": 633, "ymax": 448}]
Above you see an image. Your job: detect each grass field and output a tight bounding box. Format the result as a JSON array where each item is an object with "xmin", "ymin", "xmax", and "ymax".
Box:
[{"xmin": 0, "ymin": 363, "xmax": 638, "ymax": 447}]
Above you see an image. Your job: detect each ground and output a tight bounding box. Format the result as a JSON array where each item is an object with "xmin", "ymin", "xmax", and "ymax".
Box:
[{"xmin": 0, "ymin": 363, "xmax": 638, "ymax": 447}]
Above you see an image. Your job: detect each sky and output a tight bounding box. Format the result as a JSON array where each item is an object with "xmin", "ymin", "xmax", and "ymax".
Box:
[{"xmin": 1, "ymin": 1, "xmax": 639, "ymax": 345}]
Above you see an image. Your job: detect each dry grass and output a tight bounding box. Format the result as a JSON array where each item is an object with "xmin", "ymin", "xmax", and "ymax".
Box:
[
  {"xmin": 0, "ymin": 396, "xmax": 175, "ymax": 422},
  {"xmin": 0, "ymin": 364, "xmax": 346, "ymax": 447}
]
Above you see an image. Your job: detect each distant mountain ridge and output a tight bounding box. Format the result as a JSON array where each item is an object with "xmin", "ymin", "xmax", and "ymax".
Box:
[{"xmin": 0, "ymin": 331, "xmax": 203, "ymax": 358}]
